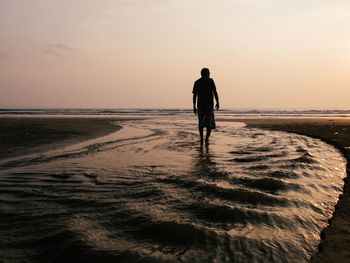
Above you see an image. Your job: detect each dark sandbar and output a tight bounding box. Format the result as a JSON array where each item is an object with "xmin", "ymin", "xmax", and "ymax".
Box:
[{"xmin": 0, "ymin": 117, "xmax": 140, "ymax": 159}]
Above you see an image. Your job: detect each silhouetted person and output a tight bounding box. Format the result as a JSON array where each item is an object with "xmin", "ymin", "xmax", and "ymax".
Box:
[{"xmin": 193, "ymin": 68, "xmax": 219, "ymax": 145}]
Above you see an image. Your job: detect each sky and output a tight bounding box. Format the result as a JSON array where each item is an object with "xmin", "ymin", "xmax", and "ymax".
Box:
[{"xmin": 0, "ymin": 0, "xmax": 350, "ymax": 109}]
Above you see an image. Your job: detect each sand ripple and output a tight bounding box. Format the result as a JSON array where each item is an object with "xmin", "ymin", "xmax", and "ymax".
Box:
[{"xmin": 0, "ymin": 117, "xmax": 346, "ymax": 263}]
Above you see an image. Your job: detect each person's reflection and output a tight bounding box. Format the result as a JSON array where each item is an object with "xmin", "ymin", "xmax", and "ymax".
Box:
[{"xmin": 193, "ymin": 144, "xmax": 218, "ymax": 178}]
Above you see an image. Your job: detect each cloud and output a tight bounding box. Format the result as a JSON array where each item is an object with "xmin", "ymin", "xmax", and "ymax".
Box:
[{"xmin": 44, "ymin": 43, "xmax": 77, "ymax": 58}]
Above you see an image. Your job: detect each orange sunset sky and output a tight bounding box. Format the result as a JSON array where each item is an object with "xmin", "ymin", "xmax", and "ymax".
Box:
[{"xmin": 0, "ymin": 0, "xmax": 349, "ymax": 109}]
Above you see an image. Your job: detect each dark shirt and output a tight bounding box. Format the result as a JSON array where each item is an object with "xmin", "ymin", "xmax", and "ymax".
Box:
[{"xmin": 192, "ymin": 77, "xmax": 217, "ymax": 107}]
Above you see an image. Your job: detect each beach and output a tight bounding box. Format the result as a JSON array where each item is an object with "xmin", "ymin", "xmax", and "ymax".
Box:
[
  {"xmin": 0, "ymin": 117, "xmax": 143, "ymax": 159},
  {"xmin": 222, "ymin": 118, "xmax": 350, "ymax": 263},
  {"xmin": 0, "ymin": 116, "xmax": 349, "ymax": 262}
]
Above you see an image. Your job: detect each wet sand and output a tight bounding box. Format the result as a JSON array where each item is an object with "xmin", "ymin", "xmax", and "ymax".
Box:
[
  {"xmin": 219, "ymin": 118, "xmax": 350, "ymax": 262},
  {"xmin": 1, "ymin": 116, "xmax": 350, "ymax": 261},
  {"xmin": 0, "ymin": 117, "xmax": 141, "ymax": 159}
]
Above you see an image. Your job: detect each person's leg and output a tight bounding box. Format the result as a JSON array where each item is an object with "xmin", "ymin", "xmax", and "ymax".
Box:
[
  {"xmin": 199, "ymin": 126, "xmax": 204, "ymax": 144},
  {"xmin": 198, "ymin": 109, "xmax": 204, "ymax": 144},
  {"xmin": 205, "ymin": 128, "xmax": 211, "ymax": 144}
]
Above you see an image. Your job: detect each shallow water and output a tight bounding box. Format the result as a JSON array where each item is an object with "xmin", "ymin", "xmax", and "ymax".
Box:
[{"xmin": 0, "ymin": 117, "xmax": 346, "ymax": 263}]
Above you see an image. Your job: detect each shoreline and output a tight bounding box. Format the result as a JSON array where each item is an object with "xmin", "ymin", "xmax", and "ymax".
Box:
[
  {"xmin": 217, "ymin": 118, "xmax": 350, "ymax": 262},
  {"xmin": 0, "ymin": 117, "xmax": 142, "ymax": 159},
  {"xmin": 1, "ymin": 116, "xmax": 349, "ymax": 261}
]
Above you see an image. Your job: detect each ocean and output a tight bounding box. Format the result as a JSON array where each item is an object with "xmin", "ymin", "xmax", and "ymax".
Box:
[
  {"xmin": 0, "ymin": 111, "xmax": 347, "ymax": 262},
  {"xmin": 1, "ymin": 108, "xmax": 350, "ymax": 118}
]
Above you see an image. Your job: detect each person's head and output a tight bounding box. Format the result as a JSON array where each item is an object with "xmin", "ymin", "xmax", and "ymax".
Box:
[{"xmin": 201, "ymin": 68, "xmax": 210, "ymax": 78}]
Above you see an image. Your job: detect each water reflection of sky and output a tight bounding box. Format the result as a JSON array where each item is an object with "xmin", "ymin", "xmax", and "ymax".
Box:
[{"xmin": 0, "ymin": 116, "xmax": 346, "ymax": 263}]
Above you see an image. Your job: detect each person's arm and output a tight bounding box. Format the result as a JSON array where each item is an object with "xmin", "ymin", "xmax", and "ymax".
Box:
[
  {"xmin": 193, "ymin": 93, "xmax": 197, "ymax": 115},
  {"xmin": 214, "ymin": 90, "xmax": 219, "ymax": 110},
  {"xmin": 212, "ymin": 80, "xmax": 220, "ymax": 110},
  {"xmin": 192, "ymin": 82, "xmax": 198, "ymax": 115}
]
